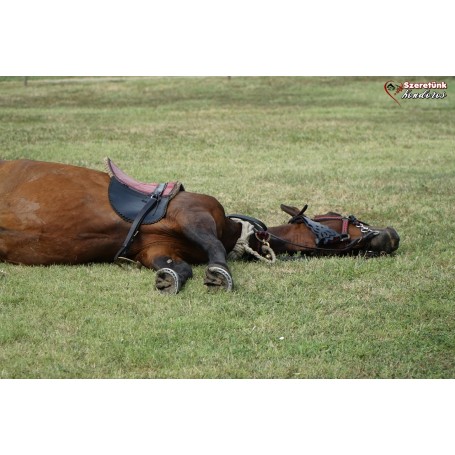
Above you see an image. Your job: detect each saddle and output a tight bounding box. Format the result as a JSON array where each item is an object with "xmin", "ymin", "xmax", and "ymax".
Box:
[
  {"xmin": 106, "ymin": 158, "xmax": 183, "ymax": 224},
  {"xmin": 105, "ymin": 158, "xmax": 184, "ymax": 261}
]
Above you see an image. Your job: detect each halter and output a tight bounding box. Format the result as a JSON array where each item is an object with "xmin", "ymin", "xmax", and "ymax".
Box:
[{"xmin": 227, "ymin": 215, "xmax": 276, "ymax": 263}]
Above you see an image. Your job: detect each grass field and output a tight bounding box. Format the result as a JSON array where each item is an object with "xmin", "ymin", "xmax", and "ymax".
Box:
[{"xmin": 0, "ymin": 76, "xmax": 454, "ymax": 378}]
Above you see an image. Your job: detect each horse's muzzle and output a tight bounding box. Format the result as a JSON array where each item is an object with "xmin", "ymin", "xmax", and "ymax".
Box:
[{"xmin": 367, "ymin": 226, "xmax": 400, "ymax": 254}]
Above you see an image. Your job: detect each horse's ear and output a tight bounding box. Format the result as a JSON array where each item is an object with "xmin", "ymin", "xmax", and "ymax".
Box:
[{"xmin": 280, "ymin": 204, "xmax": 301, "ymax": 217}]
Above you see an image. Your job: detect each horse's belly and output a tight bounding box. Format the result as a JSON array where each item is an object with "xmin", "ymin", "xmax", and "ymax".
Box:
[{"xmin": 0, "ymin": 228, "xmax": 120, "ymax": 265}]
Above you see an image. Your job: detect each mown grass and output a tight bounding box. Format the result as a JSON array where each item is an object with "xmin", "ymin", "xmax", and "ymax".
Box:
[{"xmin": 1, "ymin": 76, "xmax": 454, "ymax": 378}]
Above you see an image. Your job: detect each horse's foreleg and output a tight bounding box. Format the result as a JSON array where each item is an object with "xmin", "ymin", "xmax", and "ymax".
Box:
[{"xmin": 181, "ymin": 216, "xmax": 234, "ymax": 291}]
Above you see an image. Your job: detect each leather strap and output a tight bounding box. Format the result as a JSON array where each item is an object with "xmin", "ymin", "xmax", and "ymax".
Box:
[
  {"xmin": 313, "ymin": 214, "xmax": 351, "ymax": 238},
  {"xmin": 114, "ymin": 183, "xmax": 166, "ymax": 262},
  {"xmin": 227, "ymin": 214, "xmax": 268, "ymax": 232},
  {"xmin": 341, "ymin": 218, "xmax": 349, "ymax": 236}
]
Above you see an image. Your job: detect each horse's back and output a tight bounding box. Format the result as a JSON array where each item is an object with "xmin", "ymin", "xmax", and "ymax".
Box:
[{"xmin": 0, "ymin": 159, "xmax": 110, "ymax": 226}]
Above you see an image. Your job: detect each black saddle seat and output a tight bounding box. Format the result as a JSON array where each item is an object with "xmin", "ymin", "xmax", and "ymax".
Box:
[{"xmin": 106, "ymin": 158, "xmax": 184, "ymax": 225}]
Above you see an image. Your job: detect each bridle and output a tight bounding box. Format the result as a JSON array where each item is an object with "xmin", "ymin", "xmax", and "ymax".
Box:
[
  {"xmin": 289, "ymin": 207, "xmax": 381, "ymax": 254},
  {"xmin": 228, "ymin": 210, "xmax": 381, "ymax": 259}
]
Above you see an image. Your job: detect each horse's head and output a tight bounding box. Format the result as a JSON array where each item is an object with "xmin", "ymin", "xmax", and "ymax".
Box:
[
  {"xmin": 362, "ymin": 223, "xmax": 400, "ymax": 254},
  {"xmin": 275, "ymin": 204, "xmax": 400, "ymax": 256}
]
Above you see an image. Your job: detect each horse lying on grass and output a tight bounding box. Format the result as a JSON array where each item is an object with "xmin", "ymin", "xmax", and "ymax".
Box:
[{"xmin": 0, "ymin": 159, "xmax": 400, "ymax": 294}]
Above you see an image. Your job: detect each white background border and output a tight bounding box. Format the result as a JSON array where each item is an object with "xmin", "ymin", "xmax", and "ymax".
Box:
[{"xmin": 1, "ymin": 2, "xmax": 453, "ymax": 453}]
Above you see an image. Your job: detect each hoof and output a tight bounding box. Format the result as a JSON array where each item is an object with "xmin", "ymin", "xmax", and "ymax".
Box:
[
  {"xmin": 204, "ymin": 265, "xmax": 234, "ymax": 291},
  {"xmin": 155, "ymin": 268, "xmax": 181, "ymax": 294}
]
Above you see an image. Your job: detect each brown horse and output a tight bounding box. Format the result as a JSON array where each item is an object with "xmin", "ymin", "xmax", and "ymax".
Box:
[{"xmin": 0, "ymin": 159, "xmax": 400, "ymax": 293}]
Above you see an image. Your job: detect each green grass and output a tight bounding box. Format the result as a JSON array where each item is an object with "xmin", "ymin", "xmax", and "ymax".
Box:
[{"xmin": 1, "ymin": 76, "xmax": 454, "ymax": 378}]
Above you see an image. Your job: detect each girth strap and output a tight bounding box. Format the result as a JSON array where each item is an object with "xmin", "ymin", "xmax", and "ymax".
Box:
[{"xmin": 114, "ymin": 183, "xmax": 166, "ymax": 262}]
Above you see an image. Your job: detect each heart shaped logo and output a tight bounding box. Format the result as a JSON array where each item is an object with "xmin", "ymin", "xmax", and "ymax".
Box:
[{"xmin": 384, "ymin": 80, "xmax": 404, "ymax": 106}]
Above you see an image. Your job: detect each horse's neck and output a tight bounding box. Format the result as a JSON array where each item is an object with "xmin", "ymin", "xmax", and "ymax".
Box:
[{"xmin": 223, "ymin": 217, "xmax": 244, "ymax": 252}]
